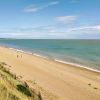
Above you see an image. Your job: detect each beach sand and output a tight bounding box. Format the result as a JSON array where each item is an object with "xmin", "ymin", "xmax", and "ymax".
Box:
[{"xmin": 0, "ymin": 46, "xmax": 100, "ymax": 100}]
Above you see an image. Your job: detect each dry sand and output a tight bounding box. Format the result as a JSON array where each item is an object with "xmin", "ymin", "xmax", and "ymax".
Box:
[{"xmin": 0, "ymin": 47, "xmax": 100, "ymax": 100}]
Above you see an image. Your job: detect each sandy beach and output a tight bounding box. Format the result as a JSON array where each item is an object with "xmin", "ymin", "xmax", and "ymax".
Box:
[{"xmin": 0, "ymin": 46, "xmax": 100, "ymax": 100}]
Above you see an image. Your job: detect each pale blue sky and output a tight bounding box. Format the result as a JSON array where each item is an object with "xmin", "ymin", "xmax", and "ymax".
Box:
[{"xmin": 0, "ymin": 0, "xmax": 100, "ymax": 39}]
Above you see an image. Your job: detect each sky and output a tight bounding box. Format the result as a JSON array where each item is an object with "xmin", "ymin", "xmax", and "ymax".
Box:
[{"xmin": 0, "ymin": 0, "xmax": 100, "ymax": 39}]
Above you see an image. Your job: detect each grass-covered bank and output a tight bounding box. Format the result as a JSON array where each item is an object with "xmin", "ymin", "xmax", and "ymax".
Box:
[{"xmin": 0, "ymin": 62, "xmax": 42, "ymax": 100}]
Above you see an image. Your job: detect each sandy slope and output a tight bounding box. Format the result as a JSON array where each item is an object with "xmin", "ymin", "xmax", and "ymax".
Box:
[{"xmin": 0, "ymin": 47, "xmax": 100, "ymax": 100}]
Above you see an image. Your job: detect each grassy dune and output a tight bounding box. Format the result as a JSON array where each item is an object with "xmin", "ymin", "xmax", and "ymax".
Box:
[{"xmin": 0, "ymin": 62, "xmax": 42, "ymax": 100}]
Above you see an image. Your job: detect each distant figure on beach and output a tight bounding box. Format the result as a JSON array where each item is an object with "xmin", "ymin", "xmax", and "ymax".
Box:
[
  {"xmin": 17, "ymin": 54, "xmax": 22, "ymax": 59},
  {"xmin": 17, "ymin": 55, "xmax": 19, "ymax": 58},
  {"xmin": 21, "ymin": 54, "xmax": 22, "ymax": 58}
]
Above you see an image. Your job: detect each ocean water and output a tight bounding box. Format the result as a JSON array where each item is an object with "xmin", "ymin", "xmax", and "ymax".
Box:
[{"xmin": 0, "ymin": 39, "xmax": 100, "ymax": 71}]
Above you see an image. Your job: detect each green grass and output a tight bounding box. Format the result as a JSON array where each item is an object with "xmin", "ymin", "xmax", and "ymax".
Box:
[
  {"xmin": 0, "ymin": 85, "xmax": 19, "ymax": 100},
  {"xmin": 0, "ymin": 62, "xmax": 42, "ymax": 100}
]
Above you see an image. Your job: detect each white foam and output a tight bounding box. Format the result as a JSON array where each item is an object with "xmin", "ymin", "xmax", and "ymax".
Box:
[
  {"xmin": 54, "ymin": 59, "xmax": 100, "ymax": 73},
  {"xmin": 33, "ymin": 53, "xmax": 48, "ymax": 59},
  {"xmin": 9, "ymin": 47, "xmax": 47, "ymax": 59},
  {"xmin": 2, "ymin": 46, "xmax": 100, "ymax": 73}
]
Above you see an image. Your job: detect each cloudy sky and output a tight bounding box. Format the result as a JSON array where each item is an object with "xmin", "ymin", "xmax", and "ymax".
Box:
[{"xmin": 0, "ymin": 0, "xmax": 100, "ymax": 39}]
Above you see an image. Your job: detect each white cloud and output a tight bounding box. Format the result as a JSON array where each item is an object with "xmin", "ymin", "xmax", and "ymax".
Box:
[
  {"xmin": 71, "ymin": 0, "xmax": 80, "ymax": 3},
  {"xmin": 1, "ymin": 23, "xmax": 100, "ymax": 39},
  {"xmin": 24, "ymin": 1, "xmax": 59, "ymax": 13},
  {"xmin": 67, "ymin": 25, "xmax": 100, "ymax": 32},
  {"xmin": 55, "ymin": 16, "xmax": 77, "ymax": 23},
  {"xmin": 49, "ymin": 1, "xmax": 59, "ymax": 5},
  {"xmin": 24, "ymin": 5, "xmax": 41, "ymax": 13},
  {"xmin": 93, "ymin": 26, "xmax": 100, "ymax": 30}
]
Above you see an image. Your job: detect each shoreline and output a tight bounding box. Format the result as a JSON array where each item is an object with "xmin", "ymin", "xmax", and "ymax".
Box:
[
  {"xmin": 3, "ymin": 46, "xmax": 99, "ymax": 73},
  {"xmin": 0, "ymin": 45, "xmax": 100, "ymax": 73}
]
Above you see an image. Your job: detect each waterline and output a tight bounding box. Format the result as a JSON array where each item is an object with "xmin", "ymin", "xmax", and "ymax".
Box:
[{"xmin": 3, "ymin": 46, "xmax": 99, "ymax": 73}]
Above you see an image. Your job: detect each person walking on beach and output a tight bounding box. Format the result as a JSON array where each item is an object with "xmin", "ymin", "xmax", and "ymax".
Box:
[
  {"xmin": 21, "ymin": 54, "xmax": 22, "ymax": 58},
  {"xmin": 17, "ymin": 55, "xmax": 19, "ymax": 58}
]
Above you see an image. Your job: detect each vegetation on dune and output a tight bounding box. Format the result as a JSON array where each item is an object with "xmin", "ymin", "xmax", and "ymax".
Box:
[{"xmin": 0, "ymin": 62, "xmax": 42, "ymax": 100}]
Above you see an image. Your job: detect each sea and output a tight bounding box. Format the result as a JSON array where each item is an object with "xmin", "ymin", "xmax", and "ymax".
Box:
[{"xmin": 0, "ymin": 39, "xmax": 100, "ymax": 71}]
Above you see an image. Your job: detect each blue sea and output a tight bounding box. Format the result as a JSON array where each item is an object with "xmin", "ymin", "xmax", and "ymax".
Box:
[{"xmin": 0, "ymin": 39, "xmax": 100, "ymax": 71}]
